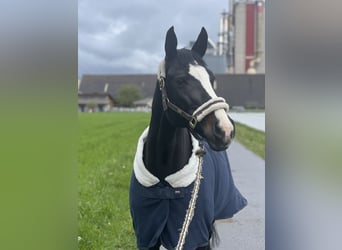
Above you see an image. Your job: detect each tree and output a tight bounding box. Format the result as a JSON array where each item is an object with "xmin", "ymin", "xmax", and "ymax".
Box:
[
  {"xmin": 87, "ymin": 102, "xmax": 96, "ymax": 112},
  {"xmin": 117, "ymin": 84, "xmax": 142, "ymax": 107}
]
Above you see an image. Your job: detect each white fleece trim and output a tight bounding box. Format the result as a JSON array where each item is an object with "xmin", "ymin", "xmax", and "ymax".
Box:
[
  {"xmin": 133, "ymin": 127, "xmax": 160, "ymax": 187},
  {"xmin": 133, "ymin": 127, "xmax": 200, "ymax": 188}
]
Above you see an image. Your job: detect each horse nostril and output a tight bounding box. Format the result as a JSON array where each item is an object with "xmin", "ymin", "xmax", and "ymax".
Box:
[
  {"xmin": 214, "ymin": 121, "xmax": 234, "ymax": 141},
  {"xmin": 230, "ymin": 130, "xmax": 235, "ymax": 139},
  {"xmin": 214, "ymin": 122, "xmax": 223, "ymax": 137}
]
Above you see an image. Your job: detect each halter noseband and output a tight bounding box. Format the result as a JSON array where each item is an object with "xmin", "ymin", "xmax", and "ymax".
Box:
[{"xmin": 157, "ymin": 60, "xmax": 229, "ymax": 130}]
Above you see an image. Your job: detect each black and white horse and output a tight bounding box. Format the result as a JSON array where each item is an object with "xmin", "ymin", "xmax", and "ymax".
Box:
[{"xmin": 130, "ymin": 27, "xmax": 247, "ymax": 250}]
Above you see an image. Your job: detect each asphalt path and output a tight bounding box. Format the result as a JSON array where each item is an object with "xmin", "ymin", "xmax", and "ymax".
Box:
[
  {"xmin": 229, "ymin": 112, "xmax": 265, "ymax": 132},
  {"xmin": 213, "ymin": 141, "xmax": 265, "ymax": 250}
]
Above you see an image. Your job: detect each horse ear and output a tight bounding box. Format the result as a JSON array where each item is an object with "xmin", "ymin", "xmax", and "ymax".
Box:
[
  {"xmin": 191, "ymin": 27, "xmax": 208, "ymax": 57},
  {"xmin": 165, "ymin": 26, "xmax": 177, "ymax": 61}
]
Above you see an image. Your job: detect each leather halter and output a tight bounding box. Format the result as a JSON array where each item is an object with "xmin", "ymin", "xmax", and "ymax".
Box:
[{"xmin": 157, "ymin": 60, "xmax": 229, "ymax": 130}]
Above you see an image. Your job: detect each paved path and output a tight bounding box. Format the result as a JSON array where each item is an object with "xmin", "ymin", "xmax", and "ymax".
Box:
[
  {"xmin": 213, "ymin": 141, "xmax": 265, "ymax": 250},
  {"xmin": 229, "ymin": 112, "xmax": 265, "ymax": 132}
]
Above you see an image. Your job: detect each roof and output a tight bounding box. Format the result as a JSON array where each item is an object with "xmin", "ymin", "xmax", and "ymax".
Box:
[
  {"xmin": 79, "ymin": 74, "xmax": 265, "ymax": 108},
  {"xmin": 79, "ymin": 74, "xmax": 157, "ymax": 99}
]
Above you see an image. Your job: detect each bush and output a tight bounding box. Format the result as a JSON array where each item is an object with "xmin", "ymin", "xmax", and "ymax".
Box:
[{"xmin": 117, "ymin": 84, "xmax": 141, "ymax": 107}]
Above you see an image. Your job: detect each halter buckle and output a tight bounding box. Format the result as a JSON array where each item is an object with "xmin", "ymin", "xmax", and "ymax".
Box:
[
  {"xmin": 159, "ymin": 77, "xmax": 165, "ymax": 90},
  {"xmin": 189, "ymin": 117, "xmax": 198, "ymax": 129},
  {"xmin": 162, "ymin": 97, "xmax": 169, "ymax": 111}
]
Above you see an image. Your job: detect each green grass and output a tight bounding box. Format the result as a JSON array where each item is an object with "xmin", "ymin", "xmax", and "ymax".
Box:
[
  {"xmin": 78, "ymin": 113, "xmax": 264, "ymax": 249},
  {"xmin": 78, "ymin": 113, "xmax": 150, "ymax": 249},
  {"xmin": 234, "ymin": 122, "xmax": 265, "ymax": 159}
]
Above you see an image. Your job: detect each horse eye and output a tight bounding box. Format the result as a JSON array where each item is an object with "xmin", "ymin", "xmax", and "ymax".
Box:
[{"xmin": 177, "ymin": 78, "xmax": 187, "ymax": 85}]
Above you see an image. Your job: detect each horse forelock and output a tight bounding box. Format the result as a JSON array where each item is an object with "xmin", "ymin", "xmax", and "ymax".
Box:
[{"xmin": 176, "ymin": 49, "xmax": 205, "ymax": 66}]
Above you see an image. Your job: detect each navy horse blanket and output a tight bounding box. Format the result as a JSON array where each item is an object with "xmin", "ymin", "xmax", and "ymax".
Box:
[{"xmin": 130, "ymin": 127, "xmax": 247, "ymax": 249}]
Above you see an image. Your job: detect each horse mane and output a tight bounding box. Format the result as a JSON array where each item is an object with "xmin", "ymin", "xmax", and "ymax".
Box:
[{"xmin": 175, "ymin": 48, "xmax": 207, "ymax": 67}]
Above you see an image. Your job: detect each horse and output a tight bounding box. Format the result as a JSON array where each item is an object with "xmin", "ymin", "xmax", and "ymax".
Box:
[{"xmin": 129, "ymin": 27, "xmax": 247, "ymax": 250}]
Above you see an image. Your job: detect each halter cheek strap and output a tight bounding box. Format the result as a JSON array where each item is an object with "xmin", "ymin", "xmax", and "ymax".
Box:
[{"xmin": 157, "ymin": 60, "xmax": 229, "ymax": 129}]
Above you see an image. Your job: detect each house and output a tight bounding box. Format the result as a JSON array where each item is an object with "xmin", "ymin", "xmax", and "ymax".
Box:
[
  {"xmin": 78, "ymin": 92, "xmax": 114, "ymax": 112},
  {"xmin": 133, "ymin": 98, "xmax": 153, "ymax": 108},
  {"xmin": 78, "ymin": 74, "xmax": 157, "ymax": 112},
  {"xmin": 78, "ymin": 74, "xmax": 265, "ymax": 111}
]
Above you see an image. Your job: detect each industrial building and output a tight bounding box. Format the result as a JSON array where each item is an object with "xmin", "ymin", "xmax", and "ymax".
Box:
[
  {"xmin": 78, "ymin": 0, "xmax": 265, "ymax": 111},
  {"xmin": 218, "ymin": 0, "xmax": 265, "ymax": 74}
]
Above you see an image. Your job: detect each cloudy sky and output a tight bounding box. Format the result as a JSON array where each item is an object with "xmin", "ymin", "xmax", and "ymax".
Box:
[{"xmin": 78, "ymin": 0, "xmax": 230, "ymax": 77}]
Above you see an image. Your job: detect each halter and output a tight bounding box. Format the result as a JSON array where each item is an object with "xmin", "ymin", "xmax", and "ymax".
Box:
[
  {"xmin": 157, "ymin": 60, "xmax": 229, "ymax": 250},
  {"xmin": 157, "ymin": 60, "xmax": 229, "ymax": 130}
]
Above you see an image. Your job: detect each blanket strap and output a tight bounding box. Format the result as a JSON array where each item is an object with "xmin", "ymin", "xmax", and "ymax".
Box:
[{"xmin": 176, "ymin": 142, "xmax": 206, "ymax": 250}]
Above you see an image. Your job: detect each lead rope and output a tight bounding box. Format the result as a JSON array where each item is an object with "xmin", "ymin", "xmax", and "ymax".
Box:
[{"xmin": 175, "ymin": 142, "xmax": 205, "ymax": 250}]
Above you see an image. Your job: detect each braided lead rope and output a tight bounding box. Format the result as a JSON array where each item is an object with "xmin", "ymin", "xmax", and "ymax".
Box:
[{"xmin": 175, "ymin": 143, "xmax": 205, "ymax": 250}]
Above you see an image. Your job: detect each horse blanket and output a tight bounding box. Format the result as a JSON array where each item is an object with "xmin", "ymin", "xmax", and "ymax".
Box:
[{"xmin": 129, "ymin": 127, "xmax": 247, "ymax": 250}]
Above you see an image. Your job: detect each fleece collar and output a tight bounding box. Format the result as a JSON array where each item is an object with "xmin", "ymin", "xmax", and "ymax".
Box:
[{"xmin": 133, "ymin": 127, "xmax": 200, "ymax": 188}]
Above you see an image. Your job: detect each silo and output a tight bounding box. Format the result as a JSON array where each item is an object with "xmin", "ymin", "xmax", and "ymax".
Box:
[
  {"xmin": 234, "ymin": 1, "xmax": 246, "ymax": 73},
  {"xmin": 227, "ymin": 0, "xmax": 235, "ymax": 73},
  {"xmin": 218, "ymin": 13, "xmax": 225, "ymax": 56},
  {"xmin": 255, "ymin": 0, "xmax": 265, "ymax": 73},
  {"xmin": 245, "ymin": 2, "xmax": 256, "ymax": 72},
  {"xmin": 218, "ymin": 11, "xmax": 229, "ymax": 56}
]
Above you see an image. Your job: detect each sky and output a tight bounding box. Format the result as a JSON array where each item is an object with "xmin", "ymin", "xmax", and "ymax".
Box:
[{"xmin": 78, "ymin": 0, "xmax": 230, "ymax": 77}]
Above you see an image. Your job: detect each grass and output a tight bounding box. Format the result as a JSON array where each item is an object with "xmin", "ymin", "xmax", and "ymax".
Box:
[
  {"xmin": 78, "ymin": 113, "xmax": 150, "ymax": 249},
  {"xmin": 78, "ymin": 113, "xmax": 264, "ymax": 249},
  {"xmin": 234, "ymin": 122, "xmax": 265, "ymax": 159}
]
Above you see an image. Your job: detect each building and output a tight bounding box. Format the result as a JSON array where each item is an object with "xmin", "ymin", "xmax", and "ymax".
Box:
[
  {"xmin": 78, "ymin": 92, "xmax": 114, "ymax": 112},
  {"xmin": 188, "ymin": 38, "xmax": 228, "ymax": 74},
  {"xmin": 78, "ymin": 2, "xmax": 266, "ymax": 111},
  {"xmin": 78, "ymin": 74, "xmax": 265, "ymax": 110},
  {"xmin": 221, "ymin": 0, "xmax": 265, "ymax": 74},
  {"xmin": 78, "ymin": 74, "xmax": 157, "ymax": 112}
]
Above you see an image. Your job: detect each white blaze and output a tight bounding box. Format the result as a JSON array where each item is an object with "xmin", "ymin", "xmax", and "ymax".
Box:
[
  {"xmin": 189, "ymin": 64, "xmax": 234, "ymax": 137},
  {"xmin": 215, "ymin": 109, "xmax": 234, "ymax": 137},
  {"xmin": 189, "ymin": 64, "xmax": 217, "ymax": 98}
]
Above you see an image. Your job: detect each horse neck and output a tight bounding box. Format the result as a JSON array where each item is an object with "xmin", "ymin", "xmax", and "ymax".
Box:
[{"xmin": 143, "ymin": 84, "xmax": 192, "ymax": 181}]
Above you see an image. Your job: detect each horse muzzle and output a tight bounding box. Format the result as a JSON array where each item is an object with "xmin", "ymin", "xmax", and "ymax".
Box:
[{"xmin": 199, "ymin": 109, "xmax": 235, "ymax": 151}]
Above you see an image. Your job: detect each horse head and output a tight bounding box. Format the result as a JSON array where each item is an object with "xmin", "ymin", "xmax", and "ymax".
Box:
[{"xmin": 158, "ymin": 26, "xmax": 235, "ymax": 151}]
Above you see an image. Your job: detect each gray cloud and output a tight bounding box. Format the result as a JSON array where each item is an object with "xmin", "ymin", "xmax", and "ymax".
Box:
[{"xmin": 78, "ymin": 0, "xmax": 228, "ymax": 76}]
